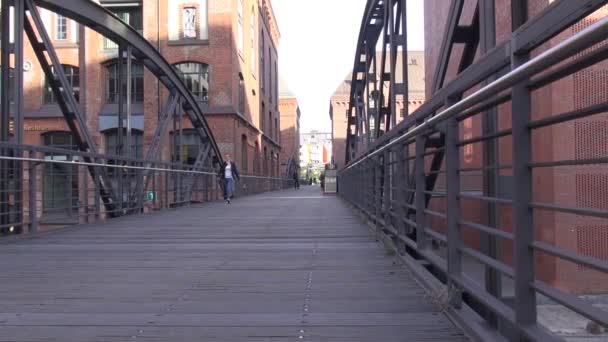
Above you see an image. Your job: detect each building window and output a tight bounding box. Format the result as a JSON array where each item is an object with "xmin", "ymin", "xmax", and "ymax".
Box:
[
  {"xmin": 274, "ymin": 118, "xmax": 278, "ymax": 141},
  {"xmin": 104, "ymin": 129, "xmax": 143, "ymax": 158},
  {"xmin": 268, "ymin": 111, "xmax": 272, "ymax": 138},
  {"xmin": 274, "ymin": 61, "xmax": 278, "ymax": 104},
  {"xmin": 237, "ymin": 0, "xmax": 244, "ymax": 53},
  {"xmin": 254, "ymin": 141, "xmax": 260, "ymax": 174},
  {"xmin": 238, "ymin": 73, "xmax": 245, "ymax": 113},
  {"xmin": 260, "ymin": 32, "xmax": 265, "ymax": 92},
  {"xmin": 268, "ymin": 48, "xmax": 272, "ymax": 102},
  {"xmin": 106, "ymin": 61, "xmax": 144, "ymax": 103},
  {"xmin": 44, "ymin": 64, "xmax": 79, "ymax": 104},
  {"xmin": 182, "ymin": 7, "xmax": 198, "ymax": 38},
  {"xmin": 250, "ymin": 7, "xmax": 255, "ymax": 72},
  {"xmin": 261, "ymin": 102, "xmax": 265, "ymax": 132},
  {"xmin": 174, "ymin": 62, "xmax": 209, "ymax": 102},
  {"xmin": 104, "ymin": 7, "xmax": 143, "ymax": 49},
  {"xmin": 55, "ymin": 14, "xmax": 67, "ymax": 40},
  {"xmin": 171, "ymin": 129, "xmax": 203, "ymax": 165},
  {"xmin": 42, "ymin": 132, "xmax": 78, "ymax": 214},
  {"xmin": 0, "ymin": 67, "xmax": 15, "ymax": 104},
  {"xmin": 241, "ymin": 135, "xmax": 248, "ymax": 173},
  {"xmin": 263, "ymin": 146, "xmax": 268, "ymax": 175}
]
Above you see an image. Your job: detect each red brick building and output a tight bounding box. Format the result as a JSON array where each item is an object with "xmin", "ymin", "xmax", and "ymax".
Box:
[
  {"xmin": 424, "ymin": 1, "xmax": 608, "ymax": 293},
  {"xmin": 330, "ymin": 51, "xmax": 425, "ymax": 170},
  {"xmin": 279, "ymin": 78, "xmax": 301, "ymax": 177},
  {"xmin": 12, "ymin": 0, "xmax": 282, "ymax": 223}
]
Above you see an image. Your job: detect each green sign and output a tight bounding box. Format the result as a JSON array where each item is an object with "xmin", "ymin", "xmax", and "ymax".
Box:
[{"xmin": 146, "ymin": 191, "xmax": 155, "ymax": 201}]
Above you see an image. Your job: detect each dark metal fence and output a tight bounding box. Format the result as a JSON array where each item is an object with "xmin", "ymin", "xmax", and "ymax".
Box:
[
  {"xmin": 0, "ymin": 142, "xmax": 292, "ymax": 236},
  {"xmin": 339, "ymin": 4, "xmax": 608, "ymax": 341}
]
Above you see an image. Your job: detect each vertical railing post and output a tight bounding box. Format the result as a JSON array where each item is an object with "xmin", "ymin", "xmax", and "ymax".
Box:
[
  {"xmin": 374, "ymin": 154, "xmax": 382, "ymax": 233},
  {"xmin": 94, "ymin": 158, "xmax": 101, "ymax": 221},
  {"xmin": 511, "ymin": 0, "xmax": 536, "ymax": 332},
  {"xmin": 395, "ymin": 142, "xmax": 407, "ymax": 254},
  {"xmin": 28, "ymin": 159, "xmax": 38, "ymax": 234},
  {"xmin": 383, "ymin": 148, "xmax": 391, "ymax": 229},
  {"xmin": 511, "ymin": 51, "xmax": 536, "ymax": 329},
  {"xmin": 446, "ymin": 111, "xmax": 462, "ymax": 308},
  {"xmin": 415, "ymin": 129, "xmax": 427, "ymax": 249}
]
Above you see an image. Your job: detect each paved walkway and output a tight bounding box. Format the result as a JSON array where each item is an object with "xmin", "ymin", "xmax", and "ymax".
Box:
[{"xmin": 0, "ymin": 186, "xmax": 468, "ymax": 341}]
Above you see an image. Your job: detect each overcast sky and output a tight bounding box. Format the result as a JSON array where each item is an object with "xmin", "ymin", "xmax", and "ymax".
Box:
[{"xmin": 273, "ymin": 0, "xmax": 425, "ymax": 133}]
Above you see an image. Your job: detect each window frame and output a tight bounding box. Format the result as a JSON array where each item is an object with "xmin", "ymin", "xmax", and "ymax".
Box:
[
  {"xmin": 55, "ymin": 14, "xmax": 68, "ymax": 41},
  {"xmin": 105, "ymin": 60, "xmax": 145, "ymax": 104},
  {"xmin": 44, "ymin": 64, "xmax": 80, "ymax": 104},
  {"xmin": 173, "ymin": 62, "xmax": 210, "ymax": 102}
]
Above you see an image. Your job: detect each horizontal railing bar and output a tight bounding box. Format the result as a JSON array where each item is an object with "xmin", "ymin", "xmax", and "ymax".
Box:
[
  {"xmin": 457, "ymin": 128, "xmax": 512, "ymax": 146},
  {"xmin": 450, "ymin": 273, "xmax": 516, "ymax": 323},
  {"xmin": 529, "ymin": 157, "xmax": 608, "ymax": 168},
  {"xmin": 532, "ymin": 280, "xmax": 608, "ymax": 327},
  {"xmin": 532, "ymin": 241, "xmax": 608, "ymax": 273},
  {"xmin": 425, "ymin": 228, "xmax": 447, "ymax": 243},
  {"xmin": 424, "ymin": 209, "xmax": 447, "ymax": 219},
  {"xmin": 459, "ymin": 193, "xmax": 513, "ymax": 204},
  {"xmin": 0, "ymin": 156, "xmax": 290, "ymax": 182},
  {"xmin": 459, "ymin": 246, "xmax": 515, "ymax": 278},
  {"xmin": 530, "ymin": 202, "xmax": 608, "ymax": 218},
  {"xmin": 528, "ymin": 101, "xmax": 608, "ymax": 130},
  {"xmin": 459, "ymin": 219, "xmax": 514, "ymax": 240}
]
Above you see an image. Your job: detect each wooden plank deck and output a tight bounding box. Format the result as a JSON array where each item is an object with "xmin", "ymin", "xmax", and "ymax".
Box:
[{"xmin": 0, "ymin": 186, "xmax": 469, "ymax": 341}]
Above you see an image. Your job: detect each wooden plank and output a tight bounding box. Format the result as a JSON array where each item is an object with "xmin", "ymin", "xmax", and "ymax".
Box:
[{"xmin": 0, "ymin": 187, "xmax": 469, "ymax": 341}]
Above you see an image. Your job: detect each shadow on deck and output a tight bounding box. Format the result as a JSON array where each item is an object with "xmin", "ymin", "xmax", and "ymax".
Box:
[{"xmin": 0, "ymin": 186, "xmax": 469, "ymax": 341}]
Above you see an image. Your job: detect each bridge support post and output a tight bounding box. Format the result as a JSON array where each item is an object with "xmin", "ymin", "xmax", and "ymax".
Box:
[
  {"xmin": 445, "ymin": 113, "xmax": 462, "ymax": 309},
  {"xmin": 414, "ymin": 131, "xmax": 427, "ymax": 249}
]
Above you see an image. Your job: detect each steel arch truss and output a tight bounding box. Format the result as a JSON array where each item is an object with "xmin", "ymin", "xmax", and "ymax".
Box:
[{"xmin": 0, "ymin": 0, "xmax": 223, "ymax": 218}]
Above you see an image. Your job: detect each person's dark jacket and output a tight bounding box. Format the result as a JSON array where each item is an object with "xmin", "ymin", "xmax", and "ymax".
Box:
[{"xmin": 218, "ymin": 161, "xmax": 240, "ymax": 181}]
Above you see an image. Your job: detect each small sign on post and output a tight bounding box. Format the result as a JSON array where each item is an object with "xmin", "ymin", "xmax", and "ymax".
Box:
[
  {"xmin": 324, "ymin": 164, "xmax": 338, "ymax": 194},
  {"xmin": 146, "ymin": 191, "xmax": 155, "ymax": 202}
]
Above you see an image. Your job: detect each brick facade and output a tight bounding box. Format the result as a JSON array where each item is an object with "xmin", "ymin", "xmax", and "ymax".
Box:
[
  {"xmin": 278, "ymin": 93, "xmax": 301, "ymax": 177},
  {"xmin": 9, "ymin": 0, "xmax": 282, "ymax": 230},
  {"xmin": 16, "ymin": 0, "xmax": 280, "ymax": 173}
]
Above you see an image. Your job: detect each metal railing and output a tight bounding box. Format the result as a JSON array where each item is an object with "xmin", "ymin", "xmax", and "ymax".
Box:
[
  {"xmin": 0, "ymin": 142, "xmax": 292, "ymax": 236},
  {"xmin": 339, "ymin": 11, "xmax": 608, "ymax": 342}
]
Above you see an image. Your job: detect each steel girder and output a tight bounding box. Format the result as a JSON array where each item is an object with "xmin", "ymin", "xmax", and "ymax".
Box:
[
  {"xmin": 32, "ymin": 0, "xmax": 223, "ymax": 167},
  {"xmin": 0, "ymin": 0, "xmax": 225, "ymax": 216},
  {"xmin": 346, "ymin": 0, "xmax": 608, "ymax": 165}
]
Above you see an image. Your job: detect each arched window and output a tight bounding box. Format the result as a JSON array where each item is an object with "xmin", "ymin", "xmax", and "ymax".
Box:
[
  {"xmin": 44, "ymin": 64, "xmax": 79, "ymax": 104},
  {"xmin": 263, "ymin": 146, "xmax": 268, "ymax": 176},
  {"xmin": 270, "ymin": 150, "xmax": 275, "ymax": 177},
  {"xmin": 104, "ymin": 129, "xmax": 143, "ymax": 158},
  {"xmin": 253, "ymin": 141, "xmax": 260, "ymax": 174},
  {"xmin": 171, "ymin": 129, "xmax": 203, "ymax": 165},
  {"xmin": 174, "ymin": 62, "xmax": 209, "ymax": 102},
  {"xmin": 268, "ymin": 111, "xmax": 272, "ymax": 138},
  {"xmin": 106, "ymin": 61, "xmax": 144, "ymax": 103},
  {"xmin": 241, "ymin": 135, "xmax": 248, "ymax": 173},
  {"xmin": 238, "ymin": 73, "xmax": 245, "ymax": 114},
  {"xmin": 42, "ymin": 131, "xmax": 78, "ymax": 213},
  {"xmin": 237, "ymin": 0, "xmax": 244, "ymax": 53},
  {"xmin": 250, "ymin": 7, "xmax": 255, "ymax": 72}
]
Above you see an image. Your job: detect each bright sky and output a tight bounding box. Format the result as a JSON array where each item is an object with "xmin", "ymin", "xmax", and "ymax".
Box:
[{"xmin": 273, "ymin": 0, "xmax": 425, "ymax": 133}]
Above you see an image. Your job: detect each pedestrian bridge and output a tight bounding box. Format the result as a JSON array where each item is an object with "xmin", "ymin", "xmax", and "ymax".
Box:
[{"xmin": 0, "ymin": 187, "xmax": 468, "ymax": 341}]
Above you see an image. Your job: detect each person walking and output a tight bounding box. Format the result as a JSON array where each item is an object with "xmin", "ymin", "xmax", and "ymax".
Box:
[
  {"xmin": 218, "ymin": 154, "xmax": 240, "ymax": 204},
  {"xmin": 292, "ymin": 171, "xmax": 300, "ymax": 190}
]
